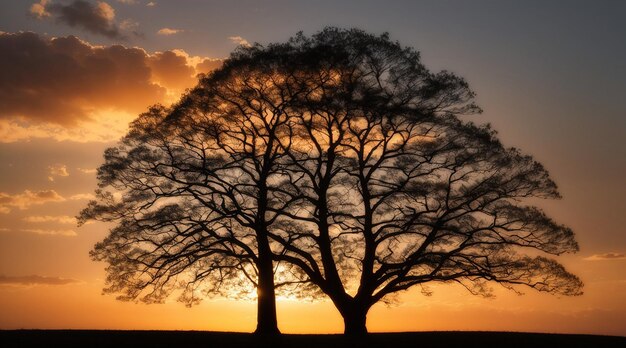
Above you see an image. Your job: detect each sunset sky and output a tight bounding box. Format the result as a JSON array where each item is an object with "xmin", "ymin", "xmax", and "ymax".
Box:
[{"xmin": 0, "ymin": 0, "xmax": 625, "ymax": 336}]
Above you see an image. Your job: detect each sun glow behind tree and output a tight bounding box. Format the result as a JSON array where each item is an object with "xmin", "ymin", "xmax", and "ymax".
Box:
[{"xmin": 80, "ymin": 28, "xmax": 582, "ymax": 335}]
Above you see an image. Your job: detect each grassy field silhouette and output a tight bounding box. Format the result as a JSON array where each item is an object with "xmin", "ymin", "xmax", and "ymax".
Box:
[{"xmin": 1, "ymin": 330, "xmax": 625, "ymax": 348}]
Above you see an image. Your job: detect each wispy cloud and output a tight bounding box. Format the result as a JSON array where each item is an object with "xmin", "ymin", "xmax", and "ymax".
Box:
[
  {"xmin": 77, "ymin": 168, "xmax": 97, "ymax": 174},
  {"xmin": 21, "ymin": 228, "xmax": 77, "ymax": 236},
  {"xmin": 69, "ymin": 193, "xmax": 95, "ymax": 200},
  {"xmin": 0, "ymin": 190, "xmax": 65, "ymax": 213},
  {"xmin": 146, "ymin": 1, "xmax": 156, "ymax": 7},
  {"xmin": 0, "ymin": 111, "xmax": 137, "ymax": 143},
  {"xmin": 228, "ymin": 36, "xmax": 250, "ymax": 47},
  {"xmin": 584, "ymin": 252, "xmax": 626, "ymax": 261},
  {"xmin": 48, "ymin": 164, "xmax": 69, "ymax": 181},
  {"xmin": 119, "ymin": 18, "xmax": 139, "ymax": 31},
  {"xmin": 23, "ymin": 215, "xmax": 77, "ymax": 224},
  {"xmin": 0, "ymin": 275, "xmax": 80, "ymax": 286},
  {"xmin": 157, "ymin": 27, "xmax": 183, "ymax": 35}
]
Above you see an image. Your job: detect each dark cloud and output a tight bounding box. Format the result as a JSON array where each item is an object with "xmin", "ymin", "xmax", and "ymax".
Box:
[
  {"xmin": 0, "ymin": 275, "xmax": 80, "ymax": 286},
  {"xmin": 0, "ymin": 31, "xmax": 224, "ymax": 131},
  {"xmin": 46, "ymin": 0, "xmax": 124, "ymax": 39},
  {"xmin": 584, "ymin": 252, "xmax": 626, "ymax": 261},
  {"xmin": 0, "ymin": 31, "xmax": 165, "ymax": 124}
]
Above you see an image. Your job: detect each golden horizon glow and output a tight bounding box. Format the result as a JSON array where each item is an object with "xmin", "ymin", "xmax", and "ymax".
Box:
[{"xmin": 1, "ymin": 267, "xmax": 624, "ymax": 335}]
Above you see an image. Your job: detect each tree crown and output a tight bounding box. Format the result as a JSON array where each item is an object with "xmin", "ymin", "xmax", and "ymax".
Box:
[{"xmin": 80, "ymin": 27, "xmax": 582, "ymax": 309}]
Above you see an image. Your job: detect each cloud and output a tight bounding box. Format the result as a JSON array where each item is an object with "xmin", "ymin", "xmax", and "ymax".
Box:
[
  {"xmin": 77, "ymin": 167, "xmax": 97, "ymax": 174},
  {"xmin": 119, "ymin": 18, "xmax": 139, "ymax": 31},
  {"xmin": 157, "ymin": 28, "xmax": 183, "ymax": 35},
  {"xmin": 196, "ymin": 58, "xmax": 224, "ymax": 74},
  {"xmin": 21, "ymin": 228, "xmax": 77, "ymax": 236},
  {"xmin": 0, "ymin": 31, "xmax": 223, "ymax": 142},
  {"xmin": 0, "ymin": 110, "xmax": 138, "ymax": 143},
  {"xmin": 29, "ymin": 0, "xmax": 51, "ymax": 18},
  {"xmin": 23, "ymin": 215, "xmax": 77, "ymax": 224},
  {"xmin": 69, "ymin": 193, "xmax": 96, "ymax": 200},
  {"xmin": 148, "ymin": 50, "xmax": 196, "ymax": 91},
  {"xmin": 228, "ymin": 36, "xmax": 250, "ymax": 47},
  {"xmin": 48, "ymin": 164, "xmax": 70, "ymax": 181},
  {"xmin": 0, "ymin": 275, "xmax": 80, "ymax": 286},
  {"xmin": 49, "ymin": 164, "xmax": 69, "ymax": 177},
  {"xmin": 146, "ymin": 1, "xmax": 156, "ymax": 7},
  {"xmin": 584, "ymin": 252, "xmax": 626, "ymax": 261},
  {"xmin": 33, "ymin": 0, "xmax": 124, "ymax": 39},
  {"xmin": 0, "ymin": 32, "xmax": 165, "ymax": 125},
  {"xmin": 0, "ymin": 190, "xmax": 65, "ymax": 213},
  {"xmin": 116, "ymin": 0, "xmax": 137, "ymax": 4},
  {"xmin": 119, "ymin": 19, "xmax": 144, "ymax": 38}
]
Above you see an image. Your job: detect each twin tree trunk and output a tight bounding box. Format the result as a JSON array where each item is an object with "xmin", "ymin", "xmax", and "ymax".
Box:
[
  {"xmin": 255, "ymin": 272, "xmax": 372, "ymax": 334},
  {"xmin": 254, "ymin": 252, "xmax": 372, "ymax": 335}
]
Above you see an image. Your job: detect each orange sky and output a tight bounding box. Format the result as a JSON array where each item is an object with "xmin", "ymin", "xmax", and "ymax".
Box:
[{"xmin": 0, "ymin": 0, "xmax": 625, "ymax": 336}]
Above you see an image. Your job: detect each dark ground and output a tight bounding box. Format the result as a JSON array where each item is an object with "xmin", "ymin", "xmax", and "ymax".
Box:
[{"xmin": 1, "ymin": 330, "xmax": 625, "ymax": 348}]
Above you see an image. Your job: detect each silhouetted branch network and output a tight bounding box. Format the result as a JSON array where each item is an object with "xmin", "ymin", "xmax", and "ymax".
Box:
[{"xmin": 80, "ymin": 27, "xmax": 582, "ymax": 335}]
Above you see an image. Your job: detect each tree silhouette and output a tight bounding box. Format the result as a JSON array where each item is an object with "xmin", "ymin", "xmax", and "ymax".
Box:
[
  {"xmin": 79, "ymin": 45, "xmax": 318, "ymax": 334},
  {"xmin": 80, "ymin": 28, "xmax": 583, "ymax": 335}
]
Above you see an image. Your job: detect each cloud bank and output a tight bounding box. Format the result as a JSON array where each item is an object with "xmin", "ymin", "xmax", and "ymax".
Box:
[
  {"xmin": 0, "ymin": 31, "xmax": 223, "ymax": 142},
  {"xmin": 0, "ymin": 32, "xmax": 163, "ymax": 125}
]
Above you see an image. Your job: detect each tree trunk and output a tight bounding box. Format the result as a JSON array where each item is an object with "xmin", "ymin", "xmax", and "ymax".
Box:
[
  {"xmin": 254, "ymin": 161, "xmax": 280, "ymax": 335},
  {"xmin": 254, "ymin": 237, "xmax": 280, "ymax": 335},
  {"xmin": 342, "ymin": 306, "xmax": 368, "ymax": 335}
]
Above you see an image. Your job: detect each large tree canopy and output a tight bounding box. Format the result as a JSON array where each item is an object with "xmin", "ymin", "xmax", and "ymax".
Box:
[{"xmin": 80, "ymin": 28, "xmax": 582, "ymax": 335}]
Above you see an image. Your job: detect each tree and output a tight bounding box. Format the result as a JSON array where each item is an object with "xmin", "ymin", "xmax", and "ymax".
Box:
[
  {"xmin": 79, "ymin": 42, "xmax": 318, "ymax": 334},
  {"xmin": 261, "ymin": 28, "xmax": 582, "ymax": 334},
  {"xmin": 81, "ymin": 27, "xmax": 583, "ymax": 336}
]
